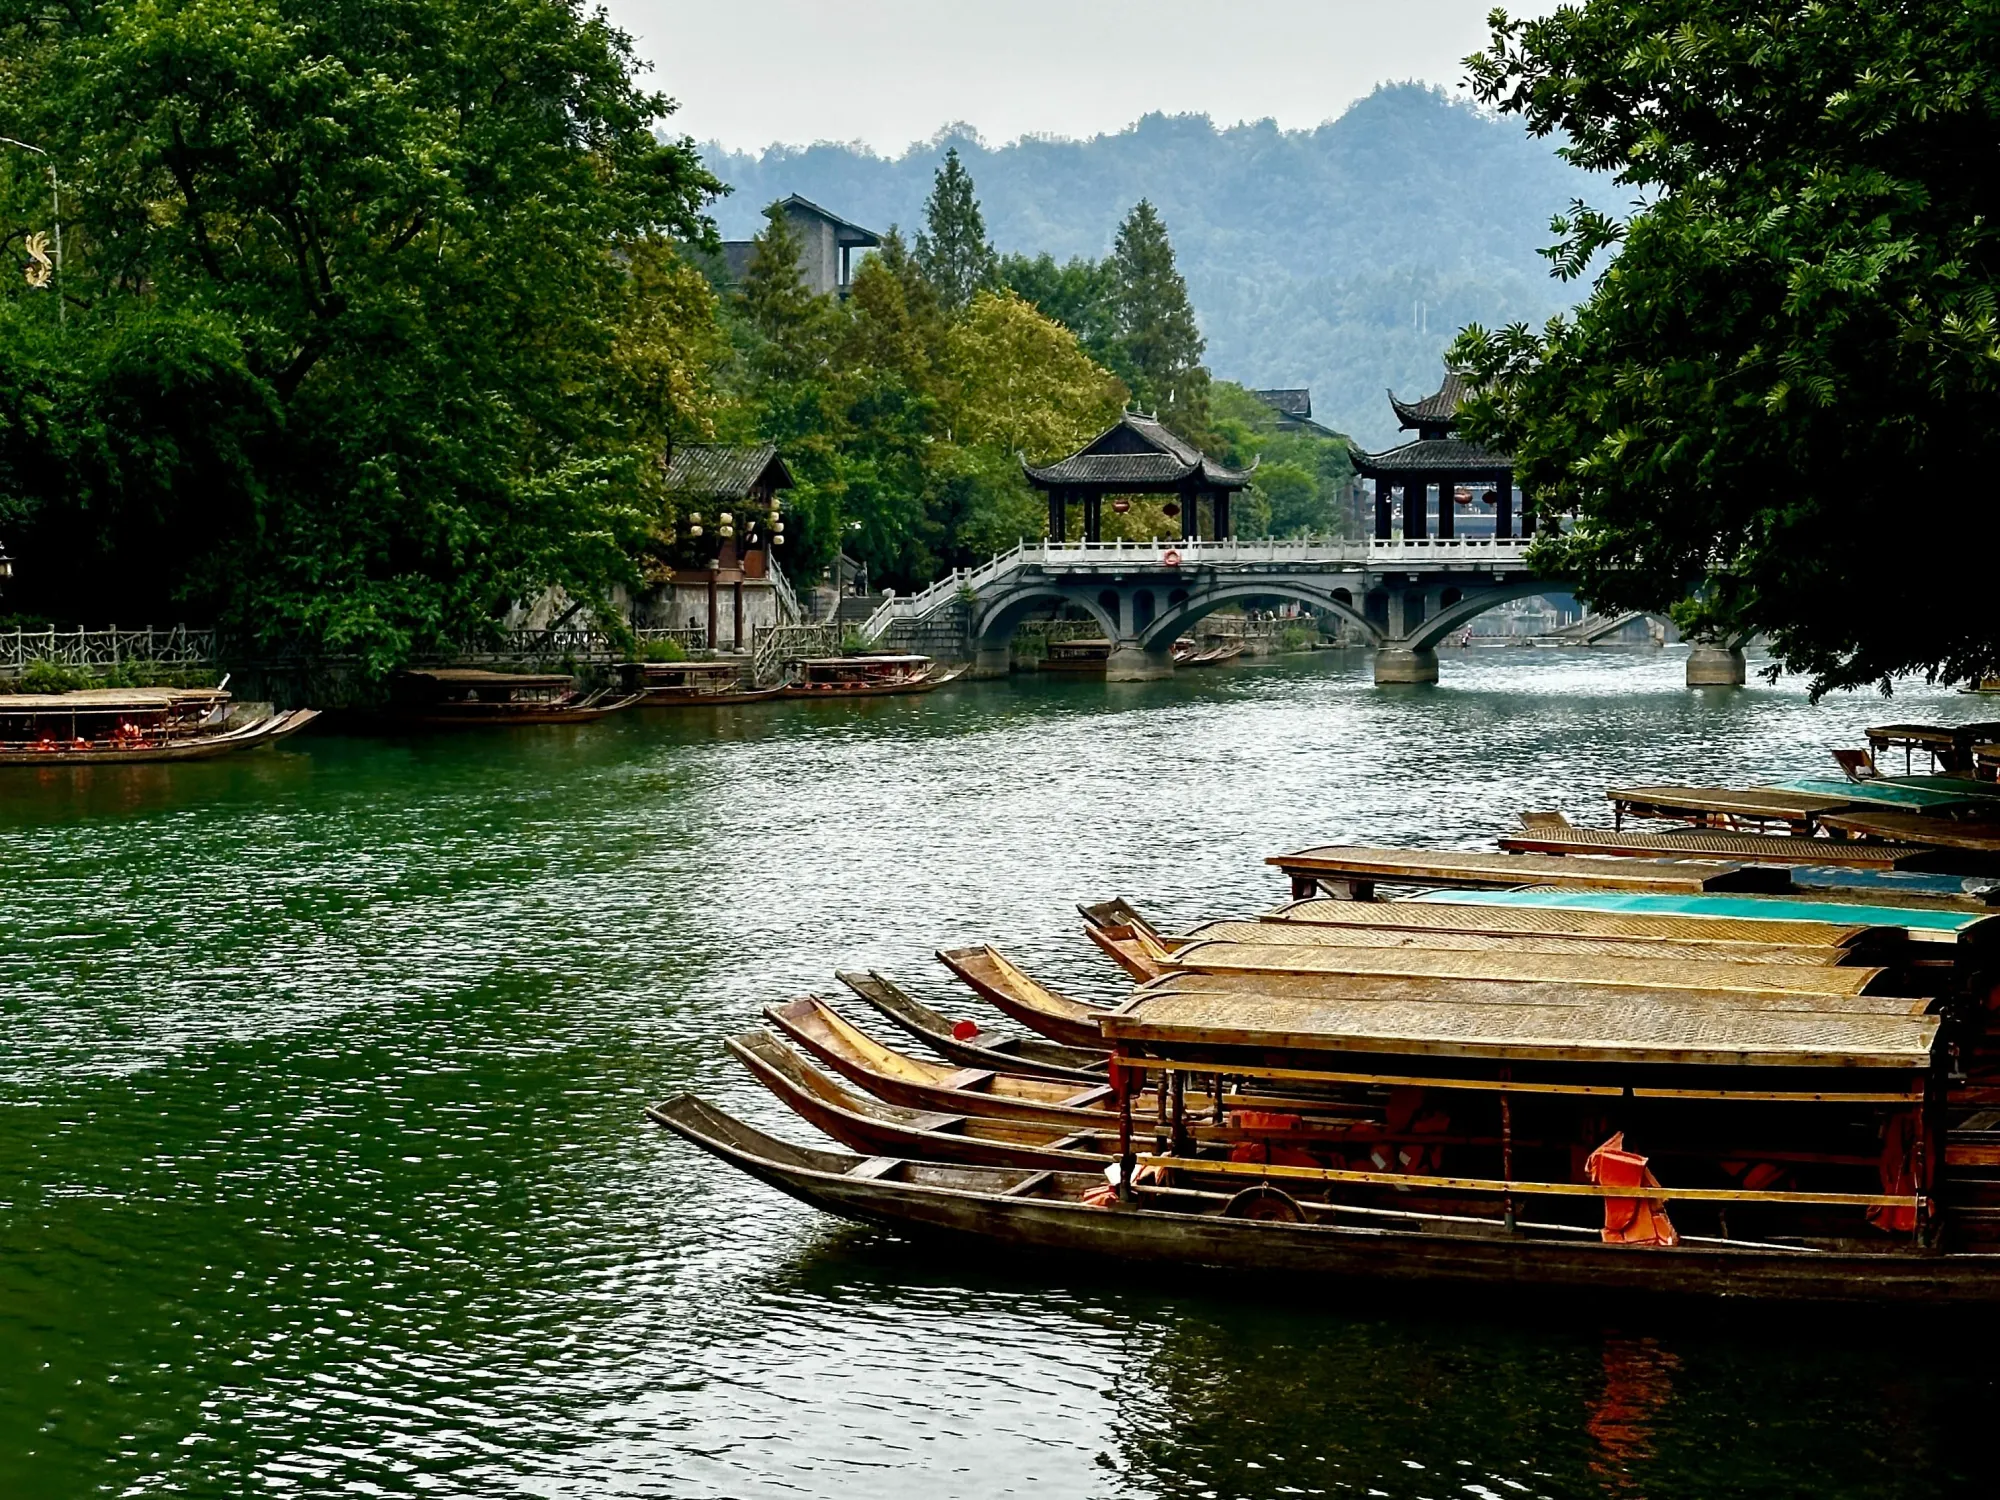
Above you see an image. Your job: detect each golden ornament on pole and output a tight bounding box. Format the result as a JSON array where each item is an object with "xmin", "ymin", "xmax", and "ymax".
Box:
[{"xmin": 23, "ymin": 232, "xmax": 52, "ymax": 289}]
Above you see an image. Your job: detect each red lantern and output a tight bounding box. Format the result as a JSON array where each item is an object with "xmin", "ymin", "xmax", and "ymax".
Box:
[
  {"xmin": 1112, "ymin": 498, "xmax": 1131, "ymax": 514},
  {"xmin": 1162, "ymin": 501, "xmax": 1180, "ymax": 519}
]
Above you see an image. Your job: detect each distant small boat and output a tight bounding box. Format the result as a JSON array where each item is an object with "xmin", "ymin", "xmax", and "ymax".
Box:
[
  {"xmin": 780, "ymin": 655, "xmax": 963, "ymax": 698},
  {"xmin": 380, "ymin": 669, "xmax": 639, "ymax": 727},
  {"xmin": 1040, "ymin": 638, "xmax": 1112, "ymax": 673},
  {"xmin": 623, "ymin": 658, "xmax": 781, "ymax": 706},
  {"xmin": 1178, "ymin": 642, "xmax": 1245, "ymax": 668},
  {"xmin": 0, "ymin": 687, "xmax": 318, "ymax": 766}
]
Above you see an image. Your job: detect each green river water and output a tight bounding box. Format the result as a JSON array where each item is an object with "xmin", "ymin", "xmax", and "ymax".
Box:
[{"xmin": 3, "ymin": 647, "xmax": 1996, "ymax": 1497}]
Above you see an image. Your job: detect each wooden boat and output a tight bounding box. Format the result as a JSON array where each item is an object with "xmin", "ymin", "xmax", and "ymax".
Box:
[
  {"xmin": 727, "ymin": 1029, "xmax": 1117, "ymax": 1170},
  {"xmin": 935, "ymin": 944, "xmax": 1112, "ymax": 1049},
  {"xmin": 1820, "ymin": 808, "xmax": 2000, "ymax": 856},
  {"xmin": 1179, "ymin": 642, "xmax": 1246, "ymax": 668},
  {"xmin": 0, "ymin": 688, "xmax": 319, "ymax": 766},
  {"xmin": 1078, "ymin": 898, "xmax": 1181, "ymax": 980},
  {"xmin": 623, "ymin": 658, "xmax": 782, "ymax": 706},
  {"xmin": 1770, "ymin": 777, "xmax": 1984, "ymax": 815},
  {"xmin": 381, "ymin": 669, "xmax": 639, "ymax": 726},
  {"xmin": 1498, "ymin": 822, "xmax": 1928, "ymax": 869},
  {"xmin": 837, "ymin": 969, "xmax": 1109, "ymax": 1082},
  {"xmin": 1866, "ymin": 722, "xmax": 2000, "ymax": 775},
  {"xmin": 1264, "ymin": 896, "xmax": 1899, "ymax": 952},
  {"xmin": 1605, "ymin": 784, "xmax": 1855, "ymax": 834},
  {"xmin": 1040, "ymin": 638, "xmax": 1112, "ymax": 673},
  {"xmin": 780, "ymin": 655, "xmax": 964, "ymax": 698},
  {"xmin": 1268, "ymin": 844, "xmax": 1791, "ymax": 901},
  {"xmin": 763, "ymin": 995, "xmax": 1128, "ymax": 1127},
  {"xmin": 652, "ymin": 1097, "xmax": 2000, "ymax": 1305}
]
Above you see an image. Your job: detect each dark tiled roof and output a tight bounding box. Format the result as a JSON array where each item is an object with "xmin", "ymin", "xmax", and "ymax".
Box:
[
  {"xmin": 662, "ymin": 443, "xmax": 794, "ymax": 500},
  {"xmin": 777, "ymin": 194, "xmax": 881, "ymax": 247},
  {"xmin": 1390, "ymin": 372, "xmax": 1469, "ymax": 433},
  {"xmin": 1023, "ymin": 413, "xmax": 1253, "ymax": 489},
  {"xmin": 1348, "ymin": 436, "xmax": 1511, "ymax": 474},
  {"xmin": 1250, "ymin": 388, "xmax": 1312, "ymax": 419}
]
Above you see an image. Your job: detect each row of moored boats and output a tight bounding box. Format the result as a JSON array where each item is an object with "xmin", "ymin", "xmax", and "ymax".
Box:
[{"xmin": 657, "ymin": 721, "xmax": 2000, "ymax": 1304}]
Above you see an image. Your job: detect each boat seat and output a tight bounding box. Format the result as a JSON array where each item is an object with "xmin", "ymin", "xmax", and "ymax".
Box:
[
  {"xmin": 1831, "ymin": 747, "xmax": 1880, "ymax": 782},
  {"xmin": 848, "ymin": 1156, "xmax": 905, "ymax": 1180},
  {"xmin": 1000, "ymin": 1171, "xmax": 1056, "ymax": 1197},
  {"xmin": 1519, "ymin": 810, "xmax": 1573, "ymax": 829}
]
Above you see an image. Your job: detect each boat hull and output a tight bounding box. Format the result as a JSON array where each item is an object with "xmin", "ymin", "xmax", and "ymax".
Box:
[
  {"xmin": 837, "ymin": 970, "xmax": 1109, "ymax": 1082},
  {"xmin": 654, "ymin": 1096, "xmax": 2000, "ymax": 1305},
  {"xmin": 0, "ymin": 708, "xmax": 319, "ymax": 765}
]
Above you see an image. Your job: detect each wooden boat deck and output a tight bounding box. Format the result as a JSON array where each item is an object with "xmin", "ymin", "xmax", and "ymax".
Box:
[
  {"xmin": 1410, "ymin": 888, "xmax": 2000, "ymax": 944},
  {"xmin": 1264, "ymin": 898, "xmax": 1886, "ymax": 949},
  {"xmin": 1179, "ymin": 920, "xmax": 1865, "ymax": 968},
  {"xmin": 1498, "ymin": 825, "xmax": 1921, "ymax": 867},
  {"xmin": 1102, "ymin": 978, "xmax": 1940, "ymax": 1069},
  {"xmin": 1605, "ymin": 785, "xmax": 1855, "ymax": 831},
  {"xmin": 1819, "ymin": 808, "xmax": 2000, "ymax": 854},
  {"xmin": 1267, "ymin": 844, "xmax": 1789, "ymax": 899}
]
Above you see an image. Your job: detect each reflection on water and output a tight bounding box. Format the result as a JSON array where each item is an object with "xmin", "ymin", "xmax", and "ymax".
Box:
[{"xmin": 3, "ymin": 648, "xmax": 1998, "ymax": 1496}]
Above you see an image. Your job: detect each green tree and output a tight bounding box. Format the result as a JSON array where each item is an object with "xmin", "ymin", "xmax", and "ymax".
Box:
[
  {"xmin": 996, "ymin": 251, "xmax": 1119, "ymax": 360},
  {"xmin": 0, "ymin": 0, "xmax": 721, "ymax": 669},
  {"xmin": 942, "ymin": 290, "xmax": 1126, "ymax": 458},
  {"xmin": 915, "ymin": 147, "xmax": 997, "ymax": 315},
  {"xmin": 1108, "ymin": 200, "xmax": 1210, "ymax": 441},
  {"xmin": 1453, "ymin": 0, "xmax": 2000, "ymax": 692}
]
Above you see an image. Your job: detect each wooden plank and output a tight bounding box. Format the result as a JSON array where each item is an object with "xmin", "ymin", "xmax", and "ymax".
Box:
[
  {"xmin": 1820, "ymin": 808, "xmax": 2000, "ymax": 855},
  {"xmin": 1265, "ymin": 898, "xmax": 1885, "ymax": 950},
  {"xmin": 1606, "ymin": 785, "xmax": 1855, "ymax": 825},
  {"xmin": 1132, "ymin": 1055, "xmax": 1923, "ymax": 1104},
  {"xmin": 1267, "ymin": 845, "xmax": 1789, "ymax": 895},
  {"xmin": 1165, "ymin": 939, "xmax": 1890, "ymax": 998},
  {"xmin": 1137, "ymin": 968, "xmax": 1930, "ymax": 1018},
  {"xmin": 1135, "ymin": 1154, "xmax": 1919, "ymax": 1209},
  {"xmin": 1498, "ymin": 825, "xmax": 1918, "ymax": 868},
  {"xmin": 1102, "ymin": 985, "xmax": 1940, "ymax": 1069},
  {"xmin": 1185, "ymin": 919, "xmax": 1853, "ymax": 966}
]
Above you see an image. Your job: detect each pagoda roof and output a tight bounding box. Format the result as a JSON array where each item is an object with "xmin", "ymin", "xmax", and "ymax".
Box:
[
  {"xmin": 663, "ymin": 443, "xmax": 794, "ymax": 501},
  {"xmin": 1348, "ymin": 436, "xmax": 1511, "ymax": 475},
  {"xmin": 1022, "ymin": 412, "xmax": 1254, "ymax": 491},
  {"xmin": 1390, "ymin": 372, "xmax": 1469, "ymax": 434}
]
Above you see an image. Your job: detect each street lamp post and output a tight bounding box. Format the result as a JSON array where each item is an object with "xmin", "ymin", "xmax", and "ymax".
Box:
[{"xmin": 1, "ymin": 136, "xmax": 61, "ymax": 326}]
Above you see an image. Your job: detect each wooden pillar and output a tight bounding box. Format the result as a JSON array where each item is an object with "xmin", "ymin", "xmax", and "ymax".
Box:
[
  {"xmin": 1403, "ymin": 475, "xmax": 1427, "ymax": 539},
  {"xmin": 1181, "ymin": 489, "xmax": 1198, "ymax": 542},
  {"xmin": 1436, "ymin": 478, "xmax": 1455, "ymax": 540},
  {"xmin": 705, "ymin": 571, "xmax": 719, "ymax": 649},
  {"xmin": 1215, "ymin": 490, "xmax": 1232, "ymax": 540},
  {"xmin": 1048, "ymin": 489, "xmax": 1067, "ymax": 540},
  {"xmin": 732, "ymin": 580, "xmax": 744, "ymax": 649},
  {"xmin": 1083, "ymin": 492, "xmax": 1102, "ymax": 544},
  {"xmin": 1493, "ymin": 473, "xmax": 1513, "ymax": 539},
  {"xmin": 1519, "ymin": 481, "xmax": 1536, "ymax": 537},
  {"xmin": 1373, "ymin": 478, "xmax": 1393, "ymax": 540}
]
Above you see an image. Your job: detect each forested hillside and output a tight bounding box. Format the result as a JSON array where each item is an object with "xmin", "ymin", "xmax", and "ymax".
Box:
[{"xmin": 704, "ymin": 84, "xmax": 1599, "ymax": 446}]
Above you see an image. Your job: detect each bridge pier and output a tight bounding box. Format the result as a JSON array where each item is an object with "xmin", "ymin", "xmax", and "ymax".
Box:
[
  {"xmin": 1105, "ymin": 642, "xmax": 1176, "ymax": 682},
  {"xmin": 971, "ymin": 643, "xmax": 1013, "ymax": 680},
  {"xmin": 1373, "ymin": 646, "xmax": 1439, "ymax": 686},
  {"xmin": 1686, "ymin": 644, "xmax": 1747, "ymax": 687}
]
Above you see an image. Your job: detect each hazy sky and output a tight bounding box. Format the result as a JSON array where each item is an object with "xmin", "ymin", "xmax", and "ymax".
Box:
[{"xmin": 605, "ymin": 0, "xmax": 1516, "ymax": 154}]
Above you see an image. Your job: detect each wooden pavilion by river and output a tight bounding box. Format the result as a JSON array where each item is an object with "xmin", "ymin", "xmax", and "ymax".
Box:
[
  {"xmin": 1350, "ymin": 374, "xmax": 1522, "ymax": 541},
  {"xmin": 1023, "ymin": 412, "xmax": 1255, "ymax": 543}
]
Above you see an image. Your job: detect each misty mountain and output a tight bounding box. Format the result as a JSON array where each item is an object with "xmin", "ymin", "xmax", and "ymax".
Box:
[{"xmin": 699, "ymin": 84, "xmax": 1604, "ymax": 447}]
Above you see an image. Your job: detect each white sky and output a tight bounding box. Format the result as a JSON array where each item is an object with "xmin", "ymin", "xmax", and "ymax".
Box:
[{"xmin": 605, "ymin": 0, "xmax": 1516, "ymax": 153}]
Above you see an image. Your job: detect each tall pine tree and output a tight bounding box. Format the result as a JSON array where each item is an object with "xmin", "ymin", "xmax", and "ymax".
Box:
[
  {"xmin": 1108, "ymin": 200, "xmax": 1209, "ymax": 440},
  {"xmin": 915, "ymin": 148, "xmax": 997, "ymax": 315}
]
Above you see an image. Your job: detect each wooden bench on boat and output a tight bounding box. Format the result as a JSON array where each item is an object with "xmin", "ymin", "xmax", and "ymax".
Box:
[
  {"xmin": 1498, "ymin": 823, "xmax": 1928, "ymax": 868},
  {"xmin": 1266, "ymin": 844, "xmax": 1790, "ymax": 901},
  {"xmin": 1605, "ymin": 784, "xmax": 1858, "ymax": 833}
]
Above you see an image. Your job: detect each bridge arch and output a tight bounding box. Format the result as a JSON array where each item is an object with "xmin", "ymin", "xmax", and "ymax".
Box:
[
  {"xmin": 1136, "ymin": 578, "xmax": 1380, "ymax": 652},
  {"xmin": 1402, "ymin": 579, "xmax": 1566, "ymax": 652},
  {"xmin": 973, "ymin": 583, "xmax": 1119, "ymax": 649}
]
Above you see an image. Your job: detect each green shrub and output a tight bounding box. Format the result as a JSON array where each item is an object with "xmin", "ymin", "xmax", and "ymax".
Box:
[
  {"xmin": 1279, "ymin": 624, "xmax": 1317, "ymax": 653},
  {"xmin": 16, "ymin": 658, "xmax": 92, "ymax": 693},
  {"xmin": 839, "ymin": 628, "xmax": 870, "ymax": 655},
  {"xmin": 639, "ymin": 636, "xmax": 689, "ymax": 663}
]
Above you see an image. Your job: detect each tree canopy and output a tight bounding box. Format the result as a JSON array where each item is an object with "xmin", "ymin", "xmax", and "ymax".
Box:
[
  {"xmin": 1452, "ymin": 0, "xmax": 2000, "ymax": 692},
  {"xmin": 1108, "ymin": 200, "xmax": 1211, "ymax": 440},
  {"xmin": 915, "ymin": 148, "xmax": 997, "ymax": 316},
  {"xmin": 0, "ymin": 0, "xmax": 721, "ymax": 670}
]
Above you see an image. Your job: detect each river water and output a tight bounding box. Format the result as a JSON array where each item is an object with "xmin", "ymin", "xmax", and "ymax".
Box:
[{"xmin": 3, "ymin": 647, "xmax": 1997, "ymax": 1497}]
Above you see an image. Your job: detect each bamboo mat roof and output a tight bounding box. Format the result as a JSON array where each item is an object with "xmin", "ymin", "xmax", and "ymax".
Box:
[
  {"xmin": 1164, "ymin": 939, "xmax": 1889, "ymax": 999},
  {"xmin": 1820, "ymin": 809, "xmax": 2000, "ymax": 855},
  {"xmin": 1103, "ymin": 976, "xmax": 1939, "ymax": 1069},
  {"xmin": 1268, "ymin": 845, "xmax": 1787, "ymax": 894},
  {"xmin": 1266, "ymin": 898, "xmax": 1886, "ymax": 949},
  {"xmin": 1182, "ymin": 920, "xmax": 1854, "ymax": 967},
  {"xmin": 1497, "ymin": 825, "xmax": 1920, "ymax": 867}
]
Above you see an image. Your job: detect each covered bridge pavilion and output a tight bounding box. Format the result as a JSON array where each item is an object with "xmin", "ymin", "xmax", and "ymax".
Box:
[
  {"xmin": 1023, "ymin": 412, "xmax": 1255, "ymax": 543},
  {"xmin": 1350, "ymin": 373, "xmax": 1523, "ymax": 541}
]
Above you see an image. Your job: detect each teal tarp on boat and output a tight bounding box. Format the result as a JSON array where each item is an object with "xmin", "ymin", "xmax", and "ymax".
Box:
[
  {"xmin": 1769, "ymin": 778, "xmax": 1979, "ymax": 811},
  {"xmin": 1412, "ymin": 887, "xmax": 1989, "ymax": 934}
]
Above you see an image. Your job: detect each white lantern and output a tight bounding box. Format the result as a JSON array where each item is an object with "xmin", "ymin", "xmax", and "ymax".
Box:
[
  {"xmin": 719, "ymin": 511, "xmax": 733, "ymax": 525},
  {"xmin": 689, "ymin": 524, "xmax": 702, "ymax": 538},
  {"xmin": 773, "ymin": 535, "xmax": 784, "ymax": 547}
]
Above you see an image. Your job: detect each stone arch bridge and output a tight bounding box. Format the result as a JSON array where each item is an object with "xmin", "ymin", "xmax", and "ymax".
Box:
[{"xmin": 860, "ymin": 538, "xmax": 1744, "ymax": 687}]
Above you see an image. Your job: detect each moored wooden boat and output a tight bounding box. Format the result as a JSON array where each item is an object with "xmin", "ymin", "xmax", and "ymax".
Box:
[
  {"xmin": 1040, "ymin": 638, "xmax": 1112, "ymax": 673},
  {"xmin": 780, "ymin": 655, "xmax": 963, "ymax": 698},
  {"xmin": 1263, "ymin": 896, "xmax": 1899, "ymax": 952},
  {"xmin": 1181, "ymin": 918, "xmax": 1871, "ymax": 968},
  {"xmin": 1078, "ymin": 898, "xmax": 1181, "ymax": 980},
  {"xmin": 935, "ymin": 945, "xmax": 1112, "ymax": 1049},
  {"xmin": 380, "ymin": 669, "xmax": 640, "ymax": 726},
  {"xmin": 652, "ymin": 1096, "xmax": 2000, "ymax": 1304},
  {"xmin": 837, "ymin": 969, "xmax": 1109, "ymax": 1082},
  {"xmin": 623, "ymin": 658, "xmax": 782, "ymax": 706},
  {"xmin": 0, "ymin": 688, "xmax": 319, "ymax": 766},
  {"xmin": 763, "ymin": 995, "xmax": 1126, "ymax": 1127},
  {"xmin": 1268, "ymin": 844, "xmax": 1792, "ymax": 901}
]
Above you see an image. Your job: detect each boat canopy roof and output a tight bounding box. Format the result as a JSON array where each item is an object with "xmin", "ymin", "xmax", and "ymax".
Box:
[
  {"xmin": 0, "ymin": 687, "xmax": 227, "ymax": 711},
  {"xmin": 1413, "ymin": 888, "xmax": 2000, "ymax": 941},
  {"xmin": 641, "ymin": 659, "xmax": 743, "ymax": 673},
  {"xmin": 796, "ymin": 655, "xmax": 931, "ymax": 666},
  {"xmin": 1101, "ymin": 973, "xmax": 1939, "ymax": 1069},
  {"xmin": 1769, "ymin": 777, "xmax": 1982, "ymax": 812},
  {"xmin": 1267, "ymin": 897, "xmax": 1888, "ymax": 948}
]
